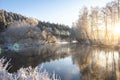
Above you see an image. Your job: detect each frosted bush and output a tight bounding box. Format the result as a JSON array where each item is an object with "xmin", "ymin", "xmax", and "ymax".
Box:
[
  {"xmin": 0, "ymin": 58, "xmax": 60, "ymax": 80},
  {"xmin": 1, "ymin": 22, "xmax": 43, "ymax": 44}
]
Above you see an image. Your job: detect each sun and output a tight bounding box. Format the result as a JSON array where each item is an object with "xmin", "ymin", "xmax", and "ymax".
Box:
[{"xmin": 114, "ymin": 23, "xmax": 120, "ymax": 36}]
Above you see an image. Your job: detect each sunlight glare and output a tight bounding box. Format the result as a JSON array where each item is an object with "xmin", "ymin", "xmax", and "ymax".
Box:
[
  {"xmin": 114, "ymin": 24, "xmax": 120, "ymax": 35},
  {"xmin": 13, "ymin": 43, "xmax": 19, "ymax": 52}
]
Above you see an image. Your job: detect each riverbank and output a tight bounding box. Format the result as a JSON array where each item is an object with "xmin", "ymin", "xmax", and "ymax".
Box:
[
  {"xmin": 0, "ymin": 58, "xmax": 60, "ymax": 80},
  {"xmin": 1, "ymin": 40, "xmax": 120, "ymax": 56},
  {"xmin": 91, "ymin": 43, "xmax": 120, "ymax": 50}
]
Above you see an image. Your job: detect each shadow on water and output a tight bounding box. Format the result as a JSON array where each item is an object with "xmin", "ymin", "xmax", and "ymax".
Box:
[{"xmin": 0, "ymin": 43, "xmax": 120, "ymax": 80}]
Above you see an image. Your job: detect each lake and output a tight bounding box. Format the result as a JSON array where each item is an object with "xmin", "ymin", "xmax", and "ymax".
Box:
[{"xmin": 1, "ymin": 43, "xmax": 120, "ymax": 80}]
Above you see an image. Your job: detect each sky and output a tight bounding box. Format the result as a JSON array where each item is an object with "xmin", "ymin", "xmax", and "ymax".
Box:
[{"xmin": 0, "ymin": 0, "xmax": 112, "ymax": 27}]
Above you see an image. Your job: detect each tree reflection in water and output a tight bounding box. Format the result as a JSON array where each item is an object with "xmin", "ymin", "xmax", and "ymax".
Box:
[
  {"xmin": 0, "ymin": 44, "xmax": 71, "ymax": 73},
  {"xmin": 72, "ymin": 45, "xmax": 120, "ymax": 80},
  {"xmin": 0, "ymin": 43, "xmax": 120, "ymax": 80}
]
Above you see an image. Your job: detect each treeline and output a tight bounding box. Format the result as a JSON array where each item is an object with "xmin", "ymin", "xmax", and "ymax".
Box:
[
  {"xmin": 0, "ymin": 10, "xmax": 38, "ymax": 30},
  {"xmin": 73, "ymin": 0, "xmax": 120, "ymax": 45},
  {"xmin": 38, "ymin": 21, "xmax": 70, "ymax": 38},
  {"xmin": 0, "ymin": 10, "xmax": 71, "ymax": 39}
]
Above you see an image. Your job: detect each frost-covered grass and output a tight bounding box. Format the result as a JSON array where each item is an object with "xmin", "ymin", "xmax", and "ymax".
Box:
[{"xmin": 0, "ymin": 58, "xmax": 60, "ymax": 80}]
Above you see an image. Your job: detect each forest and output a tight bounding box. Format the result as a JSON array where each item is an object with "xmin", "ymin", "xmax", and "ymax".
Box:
[
  {"xmin": 0, "ymin": 1, "xmax": 120, "ymax": 53},
  {"xmin": 0, "ymin": 10, "xmax": 71, "ymax": 45},
  {"xmin": 72, "ymin": 0, "xmax": 120, "ymax": 46},
  {"xmin": 0, "ymin": 0, "xmax": 120, "ymax": 80}
]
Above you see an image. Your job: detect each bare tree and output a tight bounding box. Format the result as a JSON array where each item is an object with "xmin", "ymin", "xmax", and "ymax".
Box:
[
  {"xmin": 1, "ymin": 21, "xmax": 43, "ymax": 46},
  {"xmin": 72, "ymin": 0, "xmax": 120, "ymax": 45}
]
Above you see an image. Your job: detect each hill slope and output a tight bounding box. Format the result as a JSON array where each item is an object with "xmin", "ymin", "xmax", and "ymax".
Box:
[{"xmin": 0, "ymin": 10, "xmax": 71, "ymax": 45}]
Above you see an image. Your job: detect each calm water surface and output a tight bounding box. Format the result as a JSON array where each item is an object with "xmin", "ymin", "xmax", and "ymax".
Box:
[{"xmin": 1, "ymin": 43, "xmax": 120, "ymax": 80}]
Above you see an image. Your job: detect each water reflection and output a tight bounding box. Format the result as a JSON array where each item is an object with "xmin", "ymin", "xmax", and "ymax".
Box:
[
  {"xmin": 42, "ymin": 56, "xmax": 81, "ymax": 80},
  {"xmin": 1, "ymin": 43, "xmax": 120, "ymax": 80},
  {"xmin": 0, "ymin": 44, "xmax": 71, "ymax": 72},
  {"xmin": 72, "ymin": 45, "xmax": 120, "ymax": 80}
]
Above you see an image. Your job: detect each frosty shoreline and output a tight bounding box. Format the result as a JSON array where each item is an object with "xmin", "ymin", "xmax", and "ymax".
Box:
[{"xmin": 0, "ymin": 58, "xmax": 60, "ymax": 80}]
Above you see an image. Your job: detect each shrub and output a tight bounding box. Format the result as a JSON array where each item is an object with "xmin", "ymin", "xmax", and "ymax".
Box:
[{"xmin": 0, "ymin": 58, "xmax": 60, "ymax": 80}]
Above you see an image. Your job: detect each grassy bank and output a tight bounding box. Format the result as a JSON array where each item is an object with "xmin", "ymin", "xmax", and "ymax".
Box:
[{"xmin": 0, "ymin": 58, "xmax": 60, "ymax": 80}]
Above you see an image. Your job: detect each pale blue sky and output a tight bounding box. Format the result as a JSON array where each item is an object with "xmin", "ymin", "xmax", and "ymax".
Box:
[{"xmin": 0, "ymin": 0, "xmax": 112, "ymax": 27}]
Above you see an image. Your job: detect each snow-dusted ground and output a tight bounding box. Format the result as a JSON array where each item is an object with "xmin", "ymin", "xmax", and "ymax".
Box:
[{"xmin": 0, "ymin": 58, "xmax": 60, "ymax": 80}]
